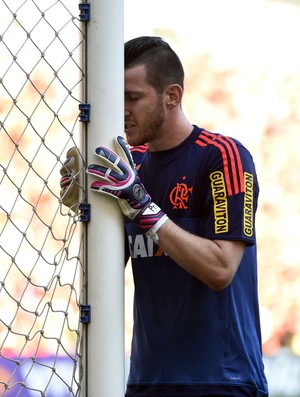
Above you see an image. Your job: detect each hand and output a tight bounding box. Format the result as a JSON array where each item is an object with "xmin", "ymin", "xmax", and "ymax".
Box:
[
  {"xmin": 86, "ymin": 136, "xmax": 169, "ymax": 241},
  {"xmin": 59, "ymin": 147, "xmax": 83, "ymax": 212}
]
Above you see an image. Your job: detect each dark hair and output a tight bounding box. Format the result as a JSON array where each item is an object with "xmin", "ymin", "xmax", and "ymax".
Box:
[{"xmin": 125, "ymin": 36, "xmax": 184, "ymax": 93}]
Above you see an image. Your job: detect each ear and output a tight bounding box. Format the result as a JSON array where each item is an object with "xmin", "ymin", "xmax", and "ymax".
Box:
[{"xmin": 164, "ymin": 84, "xmax": 183, "ymax": 109}]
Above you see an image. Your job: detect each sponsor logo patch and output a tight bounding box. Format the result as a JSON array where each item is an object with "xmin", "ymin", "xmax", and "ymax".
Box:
[
  {"xmin": 210, "ymin": 171, "xmax": 228, "ymax": 234},
  {"xmin": 244, "ymin": 172, "xmax": 254, "ymax": 237}
]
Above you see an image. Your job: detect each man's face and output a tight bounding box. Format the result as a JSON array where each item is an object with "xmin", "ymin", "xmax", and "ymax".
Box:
[{"xmin": 125, "ymin": 64, "xmax": 165, "ymax": 147}]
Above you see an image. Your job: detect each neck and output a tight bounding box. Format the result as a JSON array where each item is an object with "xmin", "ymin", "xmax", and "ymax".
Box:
[{"xmin": 148, "ymin": 113, "xmax": 194, "ymax": 152}]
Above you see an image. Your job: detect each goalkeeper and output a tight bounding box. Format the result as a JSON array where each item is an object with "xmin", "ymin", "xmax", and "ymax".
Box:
[{"xmin": 60, "ymin": 36, "xmax": 269, "ymax": 397}]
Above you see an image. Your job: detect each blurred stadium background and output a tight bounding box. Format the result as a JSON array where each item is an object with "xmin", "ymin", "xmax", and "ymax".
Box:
[{"xmin": 0, "ymin": 0, "xmax": 299, "ymax": 395}]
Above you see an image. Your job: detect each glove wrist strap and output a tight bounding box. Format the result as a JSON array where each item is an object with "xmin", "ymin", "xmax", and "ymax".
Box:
[
  {"xmin": 146, "ymin": 213, "xmax": 169, "ymax": 243},
  {"xmin": 134, "ymin": 202, "xmax": 169, "ymax": 243}
]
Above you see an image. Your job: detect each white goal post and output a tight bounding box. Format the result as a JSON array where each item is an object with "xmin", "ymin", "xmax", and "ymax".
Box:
[{"xmin": 85, "ymin": 0, "xmax": 125, "ymax": 396}]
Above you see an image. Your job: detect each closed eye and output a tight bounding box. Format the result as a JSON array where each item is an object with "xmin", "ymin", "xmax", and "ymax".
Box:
[{"xmin": 125, "ymin": 91, "xmax": 144, "ymax": 101}]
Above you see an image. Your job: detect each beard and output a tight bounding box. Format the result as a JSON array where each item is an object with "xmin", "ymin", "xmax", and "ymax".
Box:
[{"xmin": 126, "ymin": 96, "xmax": 165, "ymax": 147}]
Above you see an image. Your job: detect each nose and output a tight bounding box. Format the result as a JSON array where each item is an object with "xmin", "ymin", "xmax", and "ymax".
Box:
[{"xmin": 125, "ymin": 108, "xmax": 130, "ymax": 117}]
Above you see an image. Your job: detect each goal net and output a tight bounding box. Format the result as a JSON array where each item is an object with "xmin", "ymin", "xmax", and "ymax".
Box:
[{"xmin": 0, "ymin": 1, "xmax": 86, "ymax": 396}]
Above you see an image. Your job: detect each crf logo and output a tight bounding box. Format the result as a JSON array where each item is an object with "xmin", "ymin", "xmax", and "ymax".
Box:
[{"xmin": 169, "ymin": 182, "xmax": 193, "ymax": 209}]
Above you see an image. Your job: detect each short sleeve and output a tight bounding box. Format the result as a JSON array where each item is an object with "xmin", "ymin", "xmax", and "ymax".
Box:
[{"xmin": 203, "ymin": 136, "xmax": 259, "ymax": 245}]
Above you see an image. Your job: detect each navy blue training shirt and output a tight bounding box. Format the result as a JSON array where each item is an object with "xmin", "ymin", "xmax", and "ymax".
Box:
[{"xmin": 125, "ymin": 126, "xmax": 268, "ymax": 397}]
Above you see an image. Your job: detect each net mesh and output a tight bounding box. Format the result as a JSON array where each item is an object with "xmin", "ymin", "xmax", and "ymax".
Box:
[{"xmin": 0, "ymin": 1, "xmax": 86, "ymax": 396}]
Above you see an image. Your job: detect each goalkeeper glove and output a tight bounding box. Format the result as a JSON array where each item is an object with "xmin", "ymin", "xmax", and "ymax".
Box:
[
  {"xmin": 59, "ymin": 147, "xmax": 83, "ymax": 212},
  {"xmin": 86, "ymin": 136, "xmax": 169, "ymax": 242}
]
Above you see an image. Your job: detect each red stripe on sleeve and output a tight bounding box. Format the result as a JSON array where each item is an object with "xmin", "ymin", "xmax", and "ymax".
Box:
[
  {"xmin": 199, "ymin": 133, "xmax": 233, "ymax": 196},
  {"xmin": 195, "ymin": 131, "xmax": 244, "ymax": 195},
  {"xmin": 224, "ymin": 136, "xmax": 245, "ymax": 192}
]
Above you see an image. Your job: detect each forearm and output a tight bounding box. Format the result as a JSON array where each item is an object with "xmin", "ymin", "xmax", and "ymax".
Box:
[{"xmin": 156, "ymin": 219, "xmax": 245, "ymax": 291}]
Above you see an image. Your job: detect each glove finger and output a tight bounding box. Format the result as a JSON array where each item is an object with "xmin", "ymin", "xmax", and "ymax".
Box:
[
  {"xmin": 89, "ymin": 183, "xmax": 122, "ymax": 202},
  {"xmin": 90, "ymin": 181, "xmax": 111, "ymax": 191},
  {"xmin": 93, "ymin": 146, "xmax": 131, "ymax": 180},
  {"xmin": 60, "ymin": 146, "xmax": 81, "ymax": 175},
  {"xmin": 94, "ymin": 146, "xmax": 118, "ymax": 166},
  {"xmin": 87, "ymin": 164, "xmax": 110, "ymax": 179},
  {"xmin": 87, "ymin": 163, "xmax": 131, "ymax": 184},
  {"xmin": 60, "ymin": 157, "xmax": 73, "ymax": 176},
  {"xmin": 67, "ymin": 146, "xmax": 80, "ymax": 160},
  {"xmin": 60, "ymin": 175, "xmax": 72, "ymax": 189},
  {"xmin": 114, "ymin": 136, "xmax": 136, "ymax": 169}
]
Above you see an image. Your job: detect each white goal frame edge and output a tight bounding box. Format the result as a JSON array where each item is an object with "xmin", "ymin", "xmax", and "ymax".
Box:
[{"xmin": 85, "ymin": 1, "xmax": 125, "ymax": 396}]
